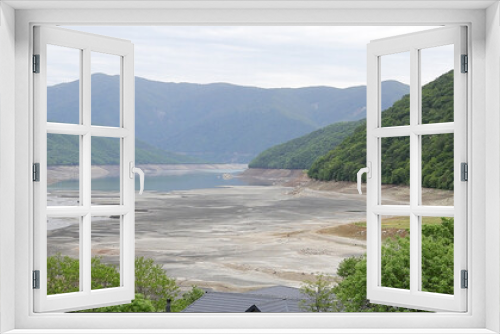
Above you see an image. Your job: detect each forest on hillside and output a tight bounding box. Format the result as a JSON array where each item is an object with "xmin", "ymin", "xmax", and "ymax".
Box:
[
  {"xmin": 47, "ymin": 134, "xmax": 203, "ymax": 166},
  {"xmin": 249, "ymin": 120, "xmax": 363, "ymax": 170},
  {"xmin": 308, "ymin": 70, "xmax": 454, "ymax": 190}
]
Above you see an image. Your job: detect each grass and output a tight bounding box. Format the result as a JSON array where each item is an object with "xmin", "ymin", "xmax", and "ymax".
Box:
[
  {"xmin": 354, "ymin": 216, "xmax": 444, "ymax": 229},
  {"xmin": 319, "ymin": 216, "xmax": 447, "ymax": 241}
]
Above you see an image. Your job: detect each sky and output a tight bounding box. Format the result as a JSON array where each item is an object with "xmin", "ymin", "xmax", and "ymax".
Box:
[{"xmin": 48, "ymin": 26, "xmax": 454, "ymax": 89}]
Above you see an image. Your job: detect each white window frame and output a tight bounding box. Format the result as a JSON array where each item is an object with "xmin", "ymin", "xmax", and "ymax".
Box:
[
  {"xmin": 1, "ymin": 3, "xmax": 498, "ymax": 334},
  {"xmin": 366, "ymin": 26, "xmax": 467, "ymax": 312},
  {"xmin": 33, "ymin": 26, "xmax": 136, "ymax": 312}
]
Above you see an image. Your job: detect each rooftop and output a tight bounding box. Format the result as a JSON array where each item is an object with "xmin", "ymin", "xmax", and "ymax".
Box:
[{"xmin": 182, "ymin": 286, "xmax": 313, "ymax": 313}]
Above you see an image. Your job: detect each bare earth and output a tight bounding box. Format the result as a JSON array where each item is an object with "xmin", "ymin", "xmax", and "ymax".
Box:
[{"xmin": 47, "ymin": 166, "xmax": 453, "ymax": 293}]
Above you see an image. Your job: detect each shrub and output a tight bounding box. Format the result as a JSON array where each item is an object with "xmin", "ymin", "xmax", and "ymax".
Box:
[
  {"xmin": 47, "ymin": 255, "xmax": 202, "ymax": 312},
  {"xmin": 332, "ymin": 218, "xmax": 454, "ymax": 312}
]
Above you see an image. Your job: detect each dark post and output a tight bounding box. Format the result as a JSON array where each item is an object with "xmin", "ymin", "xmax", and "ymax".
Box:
[{"xmin": 166, "ymin": 299, "xmax": 171, "ymax": 312}]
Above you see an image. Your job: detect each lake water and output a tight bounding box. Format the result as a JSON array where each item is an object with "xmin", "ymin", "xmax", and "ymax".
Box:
[
  {"xmin": 47, "ymin": 167, "xmax": 250, "ymax": 229},
  {"xmin": 48, "ymin": 167, "xmax": 250, "ymax": 193}
]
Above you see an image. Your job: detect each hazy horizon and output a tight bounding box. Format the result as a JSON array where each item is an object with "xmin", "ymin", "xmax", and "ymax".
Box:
[
  {"xmin": 47, "ymin": 26, "xmax": 453, "ymax": 88},
  {"xmin": 48, "ymin": 71, "xmax": 410, "ymax": 90}
]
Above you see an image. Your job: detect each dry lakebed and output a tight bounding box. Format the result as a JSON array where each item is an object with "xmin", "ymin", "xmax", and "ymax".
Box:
[{"xmin": 46, "ymin": 166, "xmax": 453, "ymax": 292}]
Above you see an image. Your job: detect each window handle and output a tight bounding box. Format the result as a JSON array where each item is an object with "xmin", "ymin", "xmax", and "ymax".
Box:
[
  {"xmin": 357, "ymin": 162, "xmax": 371, "ymax": 195},
  {"xmin": 129, "ymin": 162, "xmax": 145, "ymax": 195}
]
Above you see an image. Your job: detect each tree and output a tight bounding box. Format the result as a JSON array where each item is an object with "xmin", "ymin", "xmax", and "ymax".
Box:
[
  {"xmin": 47, "ymin": 253, "xmax": 80, "ymax": 295},
  {"xmin": 81, "ymin": 294, "xmax": 156, "ymax": 313},
  {"xmin": 308, "ymin": 71, "xmax": 455, "ymax": 191},
  {"xmin": 299, "ymin": 274, "xmax": 339, "ymax": 312},
  {"xmin": 134, "ymin": 256, "xmax": 180, "ymax": 311},
  {"xmin": 171, "ymin": 286, "xmax": 205, "ymax": 312},
  {"xmin": 47, "ymin": 255, "xmax": 121, "ymax": 294},
  {"xmin": 332, "ymin": 218, "xmax": 454, "ymax": 312},
  {"xmin": 46, "ymin": 255, "xmax": 203, "ymax": 312}
]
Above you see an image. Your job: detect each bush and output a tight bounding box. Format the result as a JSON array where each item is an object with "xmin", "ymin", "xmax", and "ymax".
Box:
[
  {"xmin": 47, "ymin": 255, "xmax": 203, "ymax": 312},
  {"xmin": 332, "ymin": 218, "xmax": 454, "ymax": 312},
  {"xmin": 172, "ymin": 286, "xmax": 205, "ymax": 312},
  {"xmin": 134, "ymin": 256, "xmax": 180, "ymax": 311},
  {"xmin": 299, "ymin": 274, "xmax": 339, "ymax": 312},
  {"xmin": 81, "ymin": 294, "xmax": 156, "ymax": 313}
]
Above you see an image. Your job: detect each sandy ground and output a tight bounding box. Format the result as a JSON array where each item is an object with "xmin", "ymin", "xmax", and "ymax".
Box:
[
  {"xmin": 47, "ymin": 167, "xmax": 453, "ymax": 293},
  {"xmin": 47, "ymin": 185, "xmax": 367, "ymax": 292},
  {"xmin": 242, "ymin": 168, "xmax": 454, "ymax": 206}
]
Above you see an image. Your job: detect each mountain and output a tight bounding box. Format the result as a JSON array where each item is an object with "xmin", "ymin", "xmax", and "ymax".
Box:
[
  {"xmin": 308, "ymin": 70, "xmax": 454, "ymax": 190},
  {"xmin": 47, "ymin": 74, "xmax": 409, "ymax": 163},
  {"xmin": 248, "ymin": 120, "xmax": 363, "ymax": 170},
  {"xmin": 47, "ymin": 134, "xmax": 203, "ymax": 166}
]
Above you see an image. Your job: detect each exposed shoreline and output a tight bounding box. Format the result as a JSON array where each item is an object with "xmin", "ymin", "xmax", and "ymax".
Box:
[
  {"xmin": 47, "ymin": 166, "xmax": 453, "ymax": 293},
  {"xmin": 240, "ymin": 168, "xmax": 454, "ymax": 206},
  {"xmin": 48, "ymin": 183, "xmax": 367, "ymax": 292},
  {"xmin": 47, "ymin": 163, "xmax": 248, "ymax": 185}
]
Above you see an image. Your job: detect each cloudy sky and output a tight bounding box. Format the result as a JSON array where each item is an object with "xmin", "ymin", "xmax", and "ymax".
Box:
[{"xmin": 49, "ymin": 26, "xmax": 453, "ymax": 89}]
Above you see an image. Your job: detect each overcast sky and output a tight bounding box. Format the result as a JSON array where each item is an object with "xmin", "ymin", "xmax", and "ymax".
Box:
[{"xmin": 49, "ymin": 26, "xmax": 454, "ymax": 89}]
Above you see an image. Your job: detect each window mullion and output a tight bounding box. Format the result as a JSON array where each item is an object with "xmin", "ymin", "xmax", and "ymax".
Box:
[
  {"xmin": 82, "ymin": 47, "xmax": 92, "ymax": 294},
  {"xmin": 409, "ymin": 47, "xmax": 420, "ymax": 294}
]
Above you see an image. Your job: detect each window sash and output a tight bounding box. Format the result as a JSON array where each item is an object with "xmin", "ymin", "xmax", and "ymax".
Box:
[
  {"xmin": 366, "ymin": 26, "xmax": 468, "ymax": 312},
  {"xmin": 33, "ymin": 25, "xmax": 136, "ymax": 313}
]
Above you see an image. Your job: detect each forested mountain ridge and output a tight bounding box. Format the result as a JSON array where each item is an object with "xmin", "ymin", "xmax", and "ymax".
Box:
[
  {"xmin": 47, "ymin": 134, "xmax": 203, "ymax": 166},
  {"xmin": 248, "ymin": 120, "xmax": 363, "ymax": 170},
  {"xmin": 47, "ymin": 74, "xmax": 409, "ymax": 163},
  {"xmin": 308, "ymin": 70, "xmax": 454, "ymax": 190}
]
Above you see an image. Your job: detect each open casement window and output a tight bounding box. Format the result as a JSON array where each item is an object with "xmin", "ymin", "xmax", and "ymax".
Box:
[
  {"xmin": 33, "ymin": 26, "xmax": 138, "ymax": 312},
  {"xmin": 365, "ymin": 26, "xmax": 467, "ymax": 312}
]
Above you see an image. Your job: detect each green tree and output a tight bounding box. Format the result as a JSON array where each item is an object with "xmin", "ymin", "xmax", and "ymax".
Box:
[
  {"xmin": 47, "ymin": 253, "xmax": 80, "ymax": 294},
  {"xmin": 47, "ymin": 255, "xmax": 120, "ymax": 295},
  {"xmin": 299, "ymin": 274, "xmax": 339, "ymax": 312},
  {"xmin": 332, "ymin": 218, "xmax": 454, "ymax": 312},
  {"xmin": 91, "ymin": 256, "xmax": 121, "ymax": 290},
  {"xmin": 82, "ymin": 294, "xmax": 156, "ymax": 313},
  {"xmin": 249, "ymin": 120, "xmax": 363, "ymax": 170},
  {"xmin": 172, "ymin": 286, "xmax": 205, "ymax": 312},
  {"xmin": 308, "ymin": 71, "xmax": 455, "ymax": 191},
  {"xmin": 134, "ymin": 256, "xmax": 180, "ymax": 311},
  {"xmin": 46, "ymin": 255, "xmax": 203, "ymax": 312}
]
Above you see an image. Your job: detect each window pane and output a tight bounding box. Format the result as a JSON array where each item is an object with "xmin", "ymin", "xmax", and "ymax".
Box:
[
  {"xmin": 47, "ymin": 217, "xmax": 81, "ymax": 294},
  {"xmin": 421, "ymin": 216, "xmax": 454, "ymax": 294},
  {"xmin": 91, "ymin": 215, "xmax": 121, "ymax": 290},
  {"xmin": 47, "ymin": 133, "xmax": 80, "ymax": 206},
  {"xmin": 47, "ymin": 45, "xmax": 80, "ymax": 124},
  {"xmin": 92, "ymin": 52, "xmax": 121, "ymax": 127},
  {"xmin": 91, "ymin": 137, "xmax": 121, "ymax": 205},
  {"xmin": 421, "ymin": 133, "xmax": 454, "ymax": 206},
  {"xmin": 421, "ymin": 45, "xmax": 454, "ymax": 124},
  {"xmin": 381, "ymin": 215, "xmax": 410, "ymax": 290},
  {"xmin": 381, "ymin": 136, "xmax": 410, "ymax": 205},
  {"xmin": 381, "ymin": 52, "xmax": 410, "ymax": 127}
]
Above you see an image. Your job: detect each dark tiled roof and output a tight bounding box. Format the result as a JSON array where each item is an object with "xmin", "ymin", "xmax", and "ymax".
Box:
[
  {"xmin": 182, "ymin": 286, "xmax": 309, "ymax": 313},
  {"xmin": 252, "ymin": 299, "xmax": 303, "ymax": 312},
  {"xmin": 246, "ymin": 285, "xmax": 309, "ymax": 300}
]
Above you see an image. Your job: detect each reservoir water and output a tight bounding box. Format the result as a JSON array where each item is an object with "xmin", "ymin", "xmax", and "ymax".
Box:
[
  {"xmin": 48, "ymin": 166, "xmax": 249, "ymax": 193},
  {"xmin": 47, "ymin": 166, "xmax": 249, "ymax": 229}
]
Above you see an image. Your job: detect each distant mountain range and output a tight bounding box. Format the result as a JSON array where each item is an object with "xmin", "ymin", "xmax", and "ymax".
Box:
[
  {"xmin": 47, "ymin": 74, "xmax": 409, "ymax": 163},
  {"xmin": 47, "ymin": 134, "xmax": 203, "ymax": 166}
]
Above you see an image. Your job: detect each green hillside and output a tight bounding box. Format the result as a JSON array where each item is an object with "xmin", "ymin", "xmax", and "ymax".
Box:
[
  {"xmin": 308, "ymin": 70, "xmax": 454, "ymax": 190},
  {"xmin": 47, "ymin": 134, "xmax": 203, "ymax": 166},
  {"xmin": 248, "ymin": 120, "xmax": 363, "ymax": 170},
  {"xmin": 48, "ymin": 74, "xmax": 409, "ymax": 163}
]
